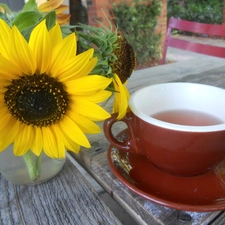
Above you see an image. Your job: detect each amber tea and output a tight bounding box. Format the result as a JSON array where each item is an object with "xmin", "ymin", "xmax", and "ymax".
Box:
[{"xmin": 151, "ymin": 109, "xmax": 223, "ymax": 126}]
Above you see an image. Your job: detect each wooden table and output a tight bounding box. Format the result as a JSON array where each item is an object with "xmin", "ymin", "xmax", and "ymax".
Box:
[
  {"xmin": 71, "ymin": 56, "xmax": 225, "ymax": 225},
  {"xmin": 0, "ymin": 155, "xmax": 122, "ymax": 225}
]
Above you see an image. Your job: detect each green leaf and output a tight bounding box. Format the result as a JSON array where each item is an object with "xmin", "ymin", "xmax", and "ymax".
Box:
[
  {"xmin": 21, "ymin": 25, "xmax": 36, "ymax": 41},
  {"xmin": 22, "ymin": 0, "xmax": 37, "ymax": 11},
  {"xmin": 61, "ymin": 25, "xmax": 73, "ymax": 37},
  {"xmin": 21, "ymin": 11, "xmax": 56, "ymax": 41},
  {"xmin": 41, "ymin": 11, "xmax": 57, "ymax": 30},
  {"xmin": 12, "ymin": 11, "xmax": 42, "ymax": 32},
  {"xmin": 0, "ymin": 4, "xmax": 12, "ymax": 14},
  {"xmin": 0, "ymin": 12, "xmax": 8, "ymax": 22}
]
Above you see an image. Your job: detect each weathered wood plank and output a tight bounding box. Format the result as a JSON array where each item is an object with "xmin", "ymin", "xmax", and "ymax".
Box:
[
  {"xmin": 0, "ymin": 156, "xmax": 122, "ymax": 225},
  {"xmin": 210, "ymin": 211, "xmax": 225, "ymax": 224},
  {"xmin": 127, "ymin": 57, "xmax": 225, "ymax": 94}
]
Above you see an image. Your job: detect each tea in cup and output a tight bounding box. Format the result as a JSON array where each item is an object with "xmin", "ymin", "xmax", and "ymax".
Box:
[{"xmin": 104, "ymin": 82, "xmax": 225, "ymax": 176}]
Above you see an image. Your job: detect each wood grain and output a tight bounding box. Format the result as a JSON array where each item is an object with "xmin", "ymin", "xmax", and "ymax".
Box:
[{"xmin": 0, "ymin": 157, "xmax": 122, "ymax": 225}]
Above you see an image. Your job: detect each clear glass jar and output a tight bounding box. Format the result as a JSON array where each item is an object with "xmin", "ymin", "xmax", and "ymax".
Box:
[{"xmin": 0, "ymin": 145, "xmax": 66, "ymax": 185}]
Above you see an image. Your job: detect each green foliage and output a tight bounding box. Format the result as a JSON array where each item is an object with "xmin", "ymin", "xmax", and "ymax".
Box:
[
  {"xmin": 0, "ymin": 0, "xmax": 71, "ymax": 41},
  {"xmin": 168, "ymin": 0, "xmax": 223, "ymax": 24},
  {"xmin": 112, "ymin": 0, "xmax": 162, "ymax": 65},
  {"xmin": 75, "ymin": 23, "xmax": 118, "ymax": 77}
]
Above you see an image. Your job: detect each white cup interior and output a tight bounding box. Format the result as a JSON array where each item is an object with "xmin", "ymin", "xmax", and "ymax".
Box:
[{"xmin": 129, "ymin": 82, "xmax": 225, "ymax": 132}]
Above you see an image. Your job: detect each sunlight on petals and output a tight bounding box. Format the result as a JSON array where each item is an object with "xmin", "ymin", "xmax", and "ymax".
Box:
[
  {"xmin": 52, "ymin": 124, "xmax": 80, "ymax": 153},
  {"xmin": 59, "ymin": 115, "xmax": 91, "ymax": 148},
  {"xmin": 65, "ymin": 76, "xmax": 112, "ymax": 95},
  {"xmin": 55, "ymin": 49, "xmax": 95, "ymax": 79},
  {"xmin": 13, "ymin": 124, "xmax": 34, "ymax": 156},
  {"xmin": 42, "ymin": 126, "xmax": 59, "ymax": 158},
  {"xmin": 42, "ymin": 126, "xmax": 66, "ymax": 158},
  {"xmin": 0, "ymin": 107, "xmax": 11, "ymax": 130},
  {"xmin": 0, "ymin": 20, "xmax": 11, "ymax": 59},
  {"xmin": 49, "ymin": 34, "xmax": 76, "ymax": 73},
  {"xmin": 49, "ymin": 23, "xmax": 63, "ymax": 48},
  {"xmin": 31, "ymin": 127, "xmax": 43, "ymax": 156},
  {"xmin": 73, "ymin": 98, "xmax": 111, "ymax": 121},
  {"xmin": 57, "ymin": 57, "xmax": 97, "ymax": 81},
  {"xmin": 113, "ymin": 74, "xmax": 130, "ymax": 119},
  {"xmin": 29, "ymin": 20, "xmax": 51, "ymax": 74},
  {"xmin": 0, "ymin": 55, "xmax": 22, "ymax": 79},
  {"xmin": 0, "ymin": 99, "xmax": 5, "ymax": 110},
  {"xmin": 9, "ymin": 26, "xmax": 36, "ymax": 75},
  {"xmin": 67, "ymin": 111, "xmax": 102, "ymax": 134},
  {"xmin": 0, "ymin": 120, "xmax": 20, "ymax": 152},
  {"xmin": 77, "ymin": 90, "xmax": 112, "ymax": 103},
  {"xmin": 50, "ymin": 126, "xmax": 66, "ymax": 158}
]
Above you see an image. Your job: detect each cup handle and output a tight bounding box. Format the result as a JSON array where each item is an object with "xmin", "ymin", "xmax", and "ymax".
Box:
[{"xmin": 103, "ymin": 112, "xmax": 138, "ymax": 154}]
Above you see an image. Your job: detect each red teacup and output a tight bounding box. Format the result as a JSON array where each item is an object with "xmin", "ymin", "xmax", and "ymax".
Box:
[{"xmin": 104, "ymin": 83, "xmax": 225, "ymax": 176}]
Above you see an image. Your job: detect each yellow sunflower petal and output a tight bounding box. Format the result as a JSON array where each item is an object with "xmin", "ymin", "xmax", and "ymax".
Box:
[
  {"xmin": 0, "ymin": 118, "xmax": 20, "ymax": 152},
  {"xmin": 71, "ymin": 98, "xmax": 111, "ymax": 121},
  {"xmin": 49, "ymin": 23, "xmax": 63, "ymax": 48},
  {"xmin": 13, "ymin": 124, "xmax": 34, "ymax": 156},
  {"xmin": 42, "ymin": 126, "xmax": 65, "ymax": 158},
  {"xmin": 56, "ymin": 49, "xmax": 96, "ymax": 80},
  {"xmin": 0, "ymin": 19, "xmax": 11, "ymax": 59},
  {"xmin": 29, "ymin": 20, "xmax": 51, "ymax": 74},
  {"xmin": 59, "ymin": 115, "xmax": 91, "ymax": 148},
  {"xmin": 55, "ymin": 5, "xmax": 69, "ymax": 14},
  {"xmin": 56, "ymin": 14, "xmax": 71, "ymax": 25},
  {"xmin": 67, "ymin": 111, "xmax": 102, "ymax": 134},
  {"xmin": 0, "ymin": 107, "xmax": 12, "ymax": 130},
  {"xmin": 42, "ymin": 126, "xmax": 57, "ymax": 158},
  {"xmin": 48, "ymin": 33, "xmax": 77, "ymax": 76},
  {"xmin": 113, "ymin": 74, "xmax": 130, "ymax": 119},
  {"xmin": 0, "ymin": 80, "xmax": 13, "ymax": 90},
  {"xmin": 0, "ymin": 99, "xmax": 5, "ymax": 110},
  {"xmin": 31, "ymin": 127, "xmax": 43, "ymax": 156},
  {"xmin": 38, "ymin": 0, "xmax": 63, "ymax": 12},
  {"xmin": 65, "ymin": 75, "xmax": 112, "ymax": 95},
  {"xmin": 67, "ymin": 142, "xmax": 80, "ymax": 153},
  {"xmin": 52, "ymin": 124, "xmax": 80, "ymax": 153},
  {"xmin": 0, "ymin": 55, "xmax": 22, "ymax": 79},
  {"xmin": 50, "ymin": 126, "xmax": 66, "ymax": 158},
  {"xmin": 78, "ymin": 90, "xmax": 112, "ymax": 103},
  {"xmin": 8, "ymin": 26, "xmax": 36, "ymax": 75}
]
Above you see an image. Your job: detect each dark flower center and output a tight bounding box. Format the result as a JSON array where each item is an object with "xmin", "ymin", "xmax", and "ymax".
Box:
[
  {"xmin": 111, "ymin": 35, "xmax": 136, "ymax": 84},
  {"xmin": 4, "ymin": 74, "xmax": 69, "ymax": 127}
]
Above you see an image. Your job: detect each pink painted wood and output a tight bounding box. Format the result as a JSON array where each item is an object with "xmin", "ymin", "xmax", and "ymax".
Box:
[{"xmin": 160, "ymin": 18, "xmax": 225, "ymax": 64}]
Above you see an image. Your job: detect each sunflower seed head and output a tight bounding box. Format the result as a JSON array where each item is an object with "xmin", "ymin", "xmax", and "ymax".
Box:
[
  {"xmin": 110, "ymin": 35, "xmax": 136, "ymax": 84},
  {"xmin": 75, "ymin": 22, "xmax": 136, "ymax": 86}
]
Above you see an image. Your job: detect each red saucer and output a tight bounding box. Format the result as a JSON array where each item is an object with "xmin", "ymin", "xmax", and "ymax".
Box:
[{"xmin": 107, "ymin": 129, "xmax": 225, "ymax": 212}]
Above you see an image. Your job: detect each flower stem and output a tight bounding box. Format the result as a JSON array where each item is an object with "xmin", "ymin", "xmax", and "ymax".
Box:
[
  {"xmin": 35, "ymin": 154, "xmax": 42, "ymax": 178},
  {"xmin": 23, "ymin": 151, "xmax": 40, "ymax": 182}
]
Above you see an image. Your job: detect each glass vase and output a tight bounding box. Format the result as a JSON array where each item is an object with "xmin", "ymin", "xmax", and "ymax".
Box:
[{"xmin": 0, "ymin": 145, "xmax": 66, "ymax": 185}]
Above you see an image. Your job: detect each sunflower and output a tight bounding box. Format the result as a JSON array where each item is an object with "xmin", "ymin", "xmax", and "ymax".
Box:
[
  {"xmin": 0, "ymin": 19, "xmax": 112, "ymax": 158},
  {"xmin": 38, "ymin": 0, "xmax": 70, "ymax": 25},
  {"xmin": 74, "ymin": 25, "xmax": 136, "ymax": 120},
  {"xmin": 111, "ymin": 36, "xmax": 136, "ymax": 120},
  {"xmin": 112, "ymin": 74, "xmax": 130, "ymax": 119}
]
